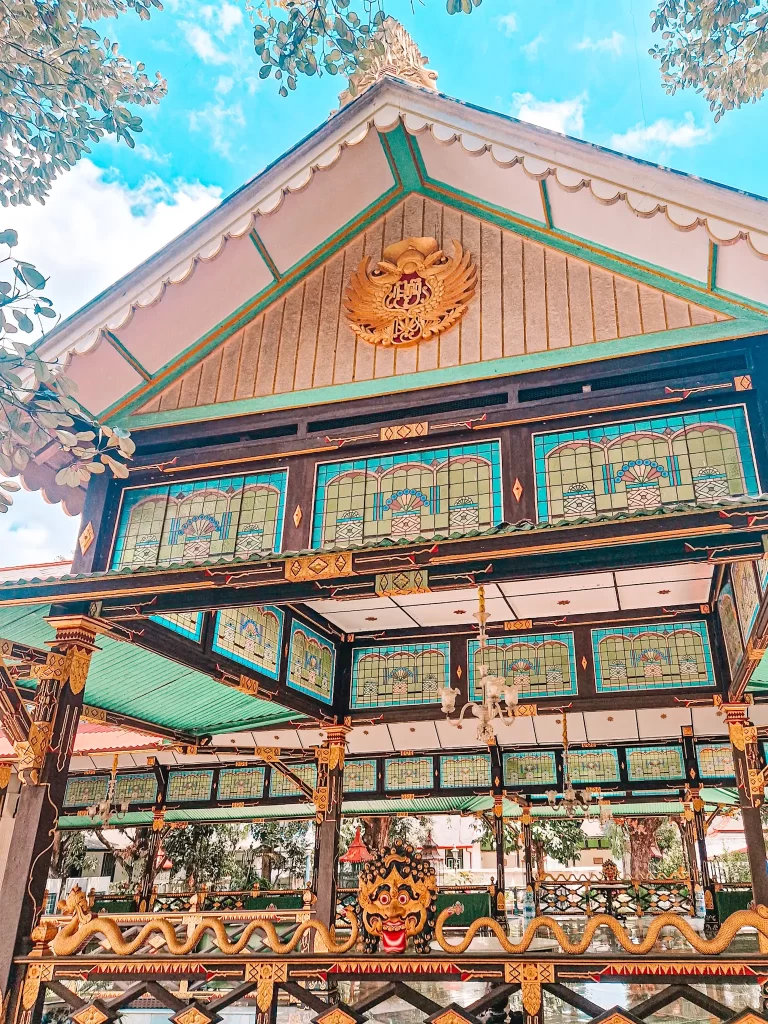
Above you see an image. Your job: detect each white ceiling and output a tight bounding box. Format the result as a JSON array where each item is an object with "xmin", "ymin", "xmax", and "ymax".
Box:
[{"xmin": 305, "ymin": 564, "xmax": 714, "ymax": 631}]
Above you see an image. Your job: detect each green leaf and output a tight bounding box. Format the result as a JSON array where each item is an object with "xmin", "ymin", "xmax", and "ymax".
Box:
[
  {"xmin": 16, "ymin": 263, "xmax": 46, "ymax": 290},
  {"xmin": 0, "ymin": 229, "xmax": 18, "ymax": 247}
]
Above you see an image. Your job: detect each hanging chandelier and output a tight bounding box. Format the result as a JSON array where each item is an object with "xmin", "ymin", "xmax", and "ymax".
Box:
[
  {"xmin": 86, "ymin": 754, "xmax": 130, "ymax": 825},
  {"xmin": 441, "ymin": 585, "xmax": 521, "ymax": 744}
]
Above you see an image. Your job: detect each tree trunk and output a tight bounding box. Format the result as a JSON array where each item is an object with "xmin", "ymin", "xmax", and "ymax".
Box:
[
  {"xmin": 361, "ymin": 817, "xmax": 391, "ymax": 852},
  {"xmin": 532, "ymin": 840, "xmax": 546, "ymax": 879},
  {"xmin": 624, "ymin": 817, "xmax": 662, "ymax": 879}
]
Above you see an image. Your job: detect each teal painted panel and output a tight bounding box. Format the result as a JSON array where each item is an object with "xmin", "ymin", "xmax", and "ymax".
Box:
[
  {"xmin": 351, "ymin": 642, "xmax": 450, "ymax": 709},
  {"xmin": 150, "ymin": 612, "xmax": 204, "ymax": 642},
  {"xmin": 626, "ymin": 746, "xmax": 685, "ymax": 782},
  {"xmin": 287, "ymin": 619, "xmax": 335, "ymax": 704},
  {"xmin": 503, "ymin": 751, "xmax": 557, "ymax": 786},
  {"xmin": 212, "ymin": 605, "xmax": 284, "ymax": 680},
  {"xmin": 468, "ymin": 632, "xmax": 577, "ymax": 701},
  {"xmin": 439, "ymin": 753, "xmax": 492, "ymax": 788},
  {"xmin": 218, "ymin": 767, "xmax": 265, "ymax": 801},
  {"xmin": 343, "ymin": 759, "xmax": 377, "ymax": 793},
  {"xmin": 592, "ymin": 621, "xmax": 714, "ymax": 692}
]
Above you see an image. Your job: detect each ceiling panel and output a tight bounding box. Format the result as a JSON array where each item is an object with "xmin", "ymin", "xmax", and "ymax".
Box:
[
  {"xmin": 395, "ymin": 584, "xmax": 505, "ymax": 606},
  {"xmin": 748, "ymin": 705, "xmax": 768, "ymax": 728},
  {"xmin": 583, "ymin": 710, "xmax": 639, "ymax": 742},
  {"xmin": 493, "ymin": 716, "xmax": 537, "ymax": 745},
  {"xmin": 636, "ymin": 707, "xmax": 692, "ymax": 739},
  {"xmin": 505, "ymin": 588, "xmax": 617, "ymax": 618},
  {"xmin": 323, "ymin": 606, "xmax": 416, "ymax": 631},
  {"xmin": 692, "ymin": 707, "xmax": 728, "ymax": 737},
  {"xmin": 405, "ymin": 595, "xmax": 509, "ymax": 627},
  {"xmin": 251, "ymin": 728, "xmax": 303, "ymax": 749},
  {"xmin": 618, "ymin": 578, "xmax": 710, "ymax": 610},
  {"xmin": 499, "ymin": 573, "xmax": 615, "ymax": 596},
  {"xmin": 297, "ymin": 728, "xmax": 325, "ymax": 750},
  {"xmin": 434, "ymin": 720, "xmax": 484, "ymax": 749},
  {"xmin": 347, "ymin": 724, "xmax": 394, "ymax": 754},
  {"xmin": 533, "ymin": 713, "xmax": 587, "ymax": 745},
  {"xmin": 614, "ymin": 563, "xmax": 714, "ymax": 586},
  {"xmin": 388, "ymin": 721, "xmax": 441, "ymax": 750}
]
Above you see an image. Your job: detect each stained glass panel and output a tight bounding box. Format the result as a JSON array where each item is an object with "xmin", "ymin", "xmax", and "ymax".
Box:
[
  {"xmin": 566, "ymin": 749, "xmax": 620, "ymax": 784},
  {"xmin": 218, "ymin": 767, "xmax": 265, "ymax": 801},
  {"xmin": 351, "ymin": 643, "xmax": 450, "ymax": 708},
  {"xmin": 269, "ymin": 763, "xmax": 317, "ymax": 799},
  {"xmin": 626, "ymin": 746, "xmax": 685, "ymax": 781},
  {"xmin": 150, "ymin": 612, "xmax": 204, "ymax": 642},
  {"xmin": 696, "ymin": 743, "xmax": 734, "ymax": 779},
  {"xmin": 312, "ymin": 442, "xmax": 502, "ymax": 548},
  {"xmin": 167, "ymin": 770, "xmax": 214, "ymax": 803},
  {"xmin": 503, "ymin": 751, "xmax": 557, "ymax": 787},
  {"xmin": 468, "ymin": 633, "xmax": 577, "ymax": 700},
  {"xmin": 343, "ymin": 760, "xmax": 378, "ymax": 793},
  {"xmin": 212, "ymin": 605, "xmax": 284, "ymax": 680},
  {"xmin": 592, "ymin": 621, "xmax": 714, "ymax": 691},
  {"xmin": 115, "ymin": 774, "xmax": 158, "ymax": 804},
  {"xmin": 112, "ymin": 470, "xmax": 288, "ymax": 570},
  {"xmin": 440, "ymin": 753, "xmax": 492, "ymax": 788},
  {"xmin": 64, "ymin": 776, "xmax": 109, "ymax": 807},
  {"xmin": 384, "ymin": 757, "xmax": 434, "ymax": 791},
  {"xmin": 758, "ymin": 557, "xmax": 768, "ymax": 593},
  {"xmin": 533, "ymin": 406, "xmax": 758, "ymax": 523},
  {"xmin": 718, "ymin": 582, "xmax": 743, "ymax": 675},
  {"xmin": 732, "ymin": 561, "xmax": 760, "ymax": 641},
  {"xmin": 287, "ymin": 621, "xmax": 336, "ymax": 704}
]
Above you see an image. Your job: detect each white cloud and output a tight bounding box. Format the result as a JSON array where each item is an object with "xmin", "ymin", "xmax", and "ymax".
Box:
[
  {"xmin": 181, "ymin": 22, "xmax": 230, "ymax": 64},
  {"xmin": 216, "ymin": 2, "xmax": 243, "ymax": 35},
  {"xmin": 0, "ymin": 489, "xmax": 80, "ymax": 568},
  {"xmin": 215, "ymin": 75, "xmax": 234, "ymax": 95},
  {"xmin": 521, "ymin": 32, "xmax": 545, "ymax": 59},
  {"xmin": 496, "ymin": 13, "xmax": 518, "ymax": 36},
  {"xmin": 1, "ymin": 160, "xmax": 221, "ymax": 323},
  {"xmin": 610, "ymin": 113, "xmax": 711, "ymax": 155},
  {"xmin": 189, "ymin": 101, "xmax": 246, "ymax": 159},
  {"xmin": 512, "ymin": 92, "xmax": 587, "ymax": 136},
  {"xmin": 574, "ymin": 31, "xmax": 625, "ymax": 56}
]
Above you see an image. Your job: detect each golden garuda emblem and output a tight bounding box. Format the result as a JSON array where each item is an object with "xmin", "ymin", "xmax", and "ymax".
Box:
[{"xmin": 344, "ymin": 236, "xmax": 476, "ymax": 348}]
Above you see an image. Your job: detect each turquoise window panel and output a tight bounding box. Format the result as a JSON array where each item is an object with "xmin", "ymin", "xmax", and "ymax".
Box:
[
  {"xmin": 533, "ymin": 406, "xmax": 759, "ymax": 523},
  {"xmin": 696, "ymin": 742, "xmax": 734, "ymax": 779},
  {"xmin": 64, "ymin": 776, "xmax": 109, "ymax": 807},
  {"xmin": 218, "ymin": 767, "xmax": 265, "ymax": 801},
  {"xmin": 167, "ymin": 770, "xmax": 213, "ymax": 803},
  {"xmin": 718, "ymin": 582, "xmax": 743, "ymax": 676},
  {"xmin": 287, "ymin": 620, "xmax": 335, "ymax": 704},
  {"xmin": 351, "ymin": 642, "xmax": 450, "ymax": 709},
  {"xmin": 566, "ymin": 749, "xmax": 620, "ymax": 784},
  {"xmin": 312, "ymin": 441, "xmax": 503, "ymax": 548},
  {"xmin": 344, "ymin": 760, "xmax": 378, "ymax": 793},
  {"xmin": 503, "ymin": 751, "xmax": 557, "ymax": 787},
  {"xmin": 111, "ymin": 469, "xmax": 288, "ymax": 570},
  {"xmin": 626, "ymin": 746, "xmax": 685, "ymax": 782},
  {"xmin": 732, "ymin": 561, "xmax": 760, "ymax": 642},
  {"xmin": 212, "ymin": 605, "xmax": 284, "ymax": 680},
  {"xmin": 269, "ymin": 763, "xmax": 316, "ymax": 799},
  {"xmin": 440, "ymin": 753, "xmax": 492, "ymax": 788},
  {"xmin": 114, "ymin": 773, "xmax": 158, "ymax": 805},
  {"xmin": 384, "ymin": 757, "xmax": 434, "ymax": 790},
  {"xmin": 468, "ymin": 632, "xmax": 577, "ymax": 701},
  {"xmin": 150, "ymin": 612, "xmax": 204, "ymax": 642},
  {"xmin": 758, "ymin": 557, "xmax": 768, "ymax": 593},
  {"xmin": 592, "ymin": 621, "xmax": 714, "ymax": 692}
]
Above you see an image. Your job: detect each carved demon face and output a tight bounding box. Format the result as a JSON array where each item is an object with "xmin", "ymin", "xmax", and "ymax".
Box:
[{"xmin": 357, "ymin": 843, "xmax": 437, "ymax": 953}]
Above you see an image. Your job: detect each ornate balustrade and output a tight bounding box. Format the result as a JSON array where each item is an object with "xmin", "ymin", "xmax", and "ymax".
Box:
[
  {"xmin": 84, "ymin": 886, "xmax": 308, "ymax": 915},
  {"xmin": 536, "ymin": 873, "xmax": 694, "ymax": 917}
]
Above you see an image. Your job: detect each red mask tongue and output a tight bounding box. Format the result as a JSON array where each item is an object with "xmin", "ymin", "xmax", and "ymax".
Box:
[{"xmin": 381, "ymin": 928, "xmax": 407, "ymax": 953}]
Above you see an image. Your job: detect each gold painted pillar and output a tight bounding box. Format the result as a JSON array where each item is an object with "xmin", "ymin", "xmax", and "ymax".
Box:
[
  {"xmin": 0, "ymin": 617, "xmax": 97, "ymax": 1024},
  {"xmin": 722, "ymin": 700, "xmax": 768, "ymax": 910},
  {"xmin": 311, "ymin": 725, "xmax": 348, "ymax": 935}
]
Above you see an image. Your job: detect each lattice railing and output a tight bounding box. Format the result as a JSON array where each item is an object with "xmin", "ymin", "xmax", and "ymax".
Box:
[{"xmin": 535, "ymin": 875, "xmax": 694, "ymax": 916}]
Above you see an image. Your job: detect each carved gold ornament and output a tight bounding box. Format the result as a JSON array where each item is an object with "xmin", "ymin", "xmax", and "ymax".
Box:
[{"xmin": 344, "ymin": 237, "xmax": 476, "ymax": 348}]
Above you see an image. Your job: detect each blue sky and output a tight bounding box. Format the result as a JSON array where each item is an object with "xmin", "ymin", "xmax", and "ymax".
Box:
[{"xmin": 3, "ymin": 0, "xmax": 767, "ymax": 566}]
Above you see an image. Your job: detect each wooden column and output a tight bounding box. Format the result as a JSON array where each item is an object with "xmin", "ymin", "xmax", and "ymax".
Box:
[
  {"xmin": 681, "ymin": 727, "xmax": 718, "ymax": 935},
  {"xmin": 311, "ymin": 726, "xmax": 348, "ymax": 933},
  {"xmin": 489, "ymin": 744, "xmax": 507, "ymax": 930},
  {"xmin": 723, "ymin": 701, "xmax": 768, "ymax": 910},
  {"xmin": 0, "ymin": 617, "xmax": 97, "ymax": 1024},
  {"xmin": 520, "ymin": 804, "xmax": 536, "ymax": 915}
]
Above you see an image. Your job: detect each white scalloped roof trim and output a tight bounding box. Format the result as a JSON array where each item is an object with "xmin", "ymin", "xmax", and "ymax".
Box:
[
  {"xmin": 64, "ymin": 121, "xmax": 376, "ymax": 359},
  {"xmin": 401, "ymin": 113, "xmax": 768, "ymax": 257}
]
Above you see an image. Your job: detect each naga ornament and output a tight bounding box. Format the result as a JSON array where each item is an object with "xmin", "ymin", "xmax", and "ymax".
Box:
[
  {"xmin": 344, "ymin": 236, "xmax": 477, "ymax": 348},
  {"xmin": 357, "ymin": 840, "xmax": 438, "ymax": 953}
]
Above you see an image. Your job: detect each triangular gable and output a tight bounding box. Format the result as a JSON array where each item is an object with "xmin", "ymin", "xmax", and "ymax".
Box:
[{"xmin": 137, "ymin": 195, "xmax": 730, "ymax": 419}]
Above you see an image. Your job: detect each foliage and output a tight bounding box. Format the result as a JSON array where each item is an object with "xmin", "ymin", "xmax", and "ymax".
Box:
[
  {"xmin": 50, "ymin": 830, "xmax": 87, "ymax": 879},
  {"xmin": 242, "ymin": 820, "xmax": 310, "ymax": 887},
  {"xmin": 1, "ymin": 0, "xmax": 167, "ymax": 206},
  {"xmin": 712, "ymin": 849, "xmax": 752, "ymax": 883},
  {"xmin": 162, "ymin": 824, "xmax": 245, "ymax": 888},
  {"xmin": 605, "ymin": 821, "xmax": 627, "ymax": 864},
  {"xmin": 0, "ymin": 231, "xmax": 133, "ymax": 510},
  {"xmin": 247, "ymin": 0, "xmax": 481, "ymax": 96},
  {"xmin": 347, "ymin": 814, "xmax": 432, "ymax": 853},
  {"xmin": 650, "ymin": 1, "xmax": 768, "ymax": 121},
  {"xmin": 478, "ymin": 816, "xmax": 585, "ymax": 874},
  {"xmin": 653, "ymin": 820, "xmax": 685, "ymax": 877}
]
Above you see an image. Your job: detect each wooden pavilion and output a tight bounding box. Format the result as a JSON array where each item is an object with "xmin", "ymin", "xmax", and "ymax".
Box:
[{"xmin": 3, "ymin": 19, "xmax": 768, "ymax": 1024}]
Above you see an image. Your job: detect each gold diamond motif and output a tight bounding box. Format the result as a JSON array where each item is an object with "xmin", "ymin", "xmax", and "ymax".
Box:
[
  {"xmin": 316, "ymin": 1010, "xmax": 357, "ymax": 1024},
  {"xmin": 293, "ymin": 505, "xmax": 303, "ymax": 528},
  {"xmin": 73, "ymin": 1006, "xmax": 110, "ymax": 1024},
  {"xmin": 431, "ymin": 1012, "xmax": 472, "ymax": 1024},
  {"xmin": 734, "ymin": 375, "xmax": 753, "ymax": 391},
  {"xmin": 174, "ymin": 1007, "xmax": 211, "ymax": 1024},
  {"xmin": 284, "ymin": 551, "xmax": 353, "ymax": 582},
  {"xmin": 78, "ymin": 521, "xmax": 95, "ymax": 555},
  {"xmin": 512, "ymin": 478, "xmax": 523, "ymax": 501}
]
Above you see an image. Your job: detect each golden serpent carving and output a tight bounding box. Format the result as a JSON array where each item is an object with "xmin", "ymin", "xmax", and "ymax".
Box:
[
  {"xmin": 434, "ymin": 904, "xmax": 768, "ymax": 955},
  {"xmin": 50, "ymin": 907, "xmax": 359, "ymax": 958}
]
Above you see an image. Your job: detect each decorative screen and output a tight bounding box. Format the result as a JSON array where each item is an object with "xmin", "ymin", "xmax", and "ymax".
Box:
[
  {"xmin": 384, "ymin": 757, "xmax": 434, "ymax": 791},
  {"xmin": 343, "ymin": 760, "xmax": 378, "ymax": 793},
  {"xmin": 312, "ymin": 441, "xmax": 502, "ymax": 548},
  {"xmin": 566, "ymin": 749, "xmax": 621, "ymax": 784},
  {"xmin": 533, "ymin": 406, "xmax": 758, "ymax": 523},
  {"xmin": 351, "ymin": 642, "xmax": 450, "ymax": 708},
  {"xmin": 718, "ymin": 581, "xmax": 743, "ymax": 675},
  {"xmin": 468, "ymin": 632, "xmax": 577, "ymax": 700},
  {"xmin": 112, "ymin": 470, "xmax": 288, "ymax": 570},
  {"xmin": 212, "ymin": 605, "xmax": 284, "ymax": 679},
  {"xmin": 269, "ymin": 764, "xmax": 316, "ymax": 799},
  {"xmin": 440, "ymin": 753, "xmax": 492, "ymax": 788},
  {"xmin": 114, "ymin": 774, "xmax": 158, "ymax": 804},
  {"xmin": 626, "ymin": 746, "xmax": 685, "ymax": 781},
  {"xmin": 592, "ymin": 621, "xmax": 714, "ymax": 691},
  {"xmin": 503, "ymin": 751, "xmax": 557, "ymax": 787},
  {"xmin": 696, "ymin": 743, "xmax": 734, "ymax": 779},
  {"xmin": 64, "ymin": 776, "xmax": 109, "ymax": 807},
  {"xmin": 287, "ymin": 620, "xmax": 335, "ymax": 704},
  {"xmin": 150, "ymin": 612, "xmax": 204, "ymax": 642},
  {"xmin": 167, "ymin": 770, "xmax": 214, "ymax": 803},
  {"xmin": 218, "ymin": 767, "xmax": 265, "ymax": 801},
  {"xmin": 732, "ymin": 561, "xmax": 760, "ymax": 641}
]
